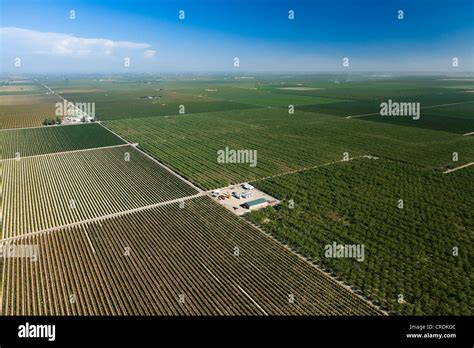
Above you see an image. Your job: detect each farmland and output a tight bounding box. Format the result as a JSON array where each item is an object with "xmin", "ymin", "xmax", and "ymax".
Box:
[
  {"xmin": 1, "ymin": 145, "xmax": 197, "ymax": 238},
  {"xmin": 0, "ymin": 80, "xmax": 45, "ymax": 95},
  {"xmin": 276, "ymin": 77, "xmax": 474, "ymax": 134},
  {"xmin": 246, "ymin": 159, "xmax": 473, "ymax": 315},
  {"xmin": 0, "ymin": 94, "xmax": 59, "ymax": 129},
  {"xmin": 0, "ymin": 196, "xmax": 381, "ymax": 315},
  {"xmin": 106, "ymin": 107, "xmax": 474, "ymax": 189},
  {"xmin": 55, "ymin": 82, "xmax": 261, "ymax": 120},
  {"xmin": 0, "ymin": 123, "xmax": 125, "ymax": 159},
  {"xmin": 167, "ymin": 85, "xmax": 346, "ymax": 107},
  {"xmin": 0, "ymin": 74, "xmax": 472, "ymax": 318}
]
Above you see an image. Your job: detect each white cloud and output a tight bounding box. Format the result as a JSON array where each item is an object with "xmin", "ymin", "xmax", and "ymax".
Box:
[
  {"xmin": 143, "ymin": 49, "xmax": 156, "ymax": 58},
  {"xmin": 0, "ymin": 27, "xmax": 153, "ymax": 57}
]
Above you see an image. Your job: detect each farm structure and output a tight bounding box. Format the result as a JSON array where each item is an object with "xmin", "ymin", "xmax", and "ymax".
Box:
[
  {"xmin": 208, "ymin": 183, "xmax": 279, "ymax": 216},
  {"xmin": 242, "ymin": 198, "xmax": 268, "ymax": 210}
]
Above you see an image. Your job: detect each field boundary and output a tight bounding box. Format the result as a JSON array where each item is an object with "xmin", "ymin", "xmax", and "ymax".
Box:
[
  {"xmin": 243, "ymin": 219, "xmax": 388, "ymax": 316},
  {"xmin": 443, "ymin": 162, "xmax": 474, "ymax": 174},
  {"xmin": 201, "ymin": 262, "xmax": 268, "ymax": 316},
  {"xmin": 346, "ymin": 100, "xmax": 474, "ymax": 119},
  {"xmin": 97, "ymin": 122, "xmax": 203, "ymax": 193},
  {"xmin": 0, "ymin": 143, "xmax": 133, "ymax": 162},
  {"xmin": 205, "ymin": 155, "xmax": 377, "ymax": 193},
  {"xmin": 0, "ymin": 122, "xmax": 86, "ymax": 132},
  {"xmin": 37, "ymin": 82, "xmax": 203, "ymax": 193},
  {"xmin": 252, "ymin": 155, "xmax": 377, "ymax": 183},
  {"xmin": 0, "ymin": 192, "xmax": 205, "ymax": 244}
]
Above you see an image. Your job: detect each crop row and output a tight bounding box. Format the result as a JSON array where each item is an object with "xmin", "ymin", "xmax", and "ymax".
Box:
[
  {"xmin": 0, "ymin": 196, "xmax": 381, "ymax": 315},
  {"xmin": 0, "ymin": 103, "xmax": 58, "ymax": 129},
  {"xmin": 1, "ymin": 145, "xmax": 197, "ymax": 238},
  {"xmin": 0, "ymin": 123, "xmax": 125, "ymax": 160}
]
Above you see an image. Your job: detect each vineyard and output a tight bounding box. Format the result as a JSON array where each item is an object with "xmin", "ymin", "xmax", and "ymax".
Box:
[
  {"xmin": 0, "ymin": 196, "xmax": 381, "ymax": 315},
  {"xmin": 1, "ymin": 145, "xmax": 198, "ymax": 238},
  {"xmin": 0, "ymin": 75, "xmax": 472, "ymax": 318},
  {"xmin": 0, "ymin": 87, "xmax": 60, "ymax": 129},
  {"xmin": 246, "ymin": 159, "xmax": 474, "ymax": 315},
  {"xmin": 262, "ymin": 77, "xmax": 474, "ymax": 134},
  {"xmin": 106, "ymin": 107, "xmax": 474, "ymax": 190},
  {"xmin": 0, "ymin": 123, "xmax": 125, "ymax": 160},
  {"xmin": 0, "ymin": 101, "xmax": 59, "ymax": 129}
]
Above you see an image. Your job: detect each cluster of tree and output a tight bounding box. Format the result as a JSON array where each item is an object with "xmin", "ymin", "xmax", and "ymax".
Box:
[
  {"xmin": 42, "ymin": 116, "xmax": 62, "ymax": 126},
  {"xmin": 246, "ymin": 159, "xmax": 473, "ymax": 315}
]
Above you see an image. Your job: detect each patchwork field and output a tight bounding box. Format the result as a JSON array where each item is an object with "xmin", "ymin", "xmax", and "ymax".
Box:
[
  {"xmin": 0, "ymin": 123, "xmax": 125, "ymax": 159},
  {"xmin": 246, "ymin": 159, "xmax": 473, "ymax": 315},
  {"xmin": 1, "ymin": 145, "xmax": 198, "ymax": 238},
  {"xmin": 1, "ymin": 74, "xmax": 472, "ymax": 318},
  {"xmin": 287, "ymin": 80, "xmax": 474, "ymax": 134},
  {"xmin": 106, "ymin": 107, "xmax": 474, "ymax": 189},
  {"xmin": 0, "ymin": 196, "xmax": 381, "ymax": 316}
]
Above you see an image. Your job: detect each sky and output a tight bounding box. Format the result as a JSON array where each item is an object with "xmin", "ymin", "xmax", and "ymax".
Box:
[{"xmin": 0, "ymin": 0, "xmax": 473, "ymax": 73}]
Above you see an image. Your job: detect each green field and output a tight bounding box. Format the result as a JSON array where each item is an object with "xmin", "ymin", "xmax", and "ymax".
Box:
[
  {"xmin": 1, "ymin": 196, "xmax": 380, "ymax": 315},
  {"xmin": 282, "ymin": 78, "xmax": 474, "ymax": 134},
  {"xmin": 246, "ymin": 159, "xmax": 473, "ymax": 315},
  {"xmin": 0, "ymin": 123, "xmax": 125, "ymax": 159},
  {"xmin": 2, "ymin": 74, "xmax": 473, "ymax": 317},
  {"xmin": 61, "ymin": 87, "xmax": 260, "ymax": 121},
  {"xmin": 168, "ymin": 86, "xmax": 346, "ymax": 107},
  {"xmin": 106, "ymin": 107, "xmax": 474, "ymax": 190}
]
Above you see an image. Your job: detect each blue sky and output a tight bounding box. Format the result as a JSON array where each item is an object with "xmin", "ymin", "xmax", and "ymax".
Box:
[{"xmin": 1, "ymin": 0, "xmax": 473, "ymax": 73}]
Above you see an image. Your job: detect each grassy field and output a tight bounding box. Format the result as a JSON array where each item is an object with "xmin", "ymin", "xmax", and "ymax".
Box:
[
  {"xmin": 1, "ymin": 145, "xmax": 197, "ymax": 238},
  {"xmin": 246, "ymin": 159, "xmax": 473, "ymax": 315},
  {"xmin": 0, "ymin": 196, "xmax": 381, "ymax": 315},
  {"xmin": 106, "ymin": 107, "xmax": 474, "ymax": 189},
  {"xmin": 0, "ymin": 123, "xmax": 125, "ymax": 159}
]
